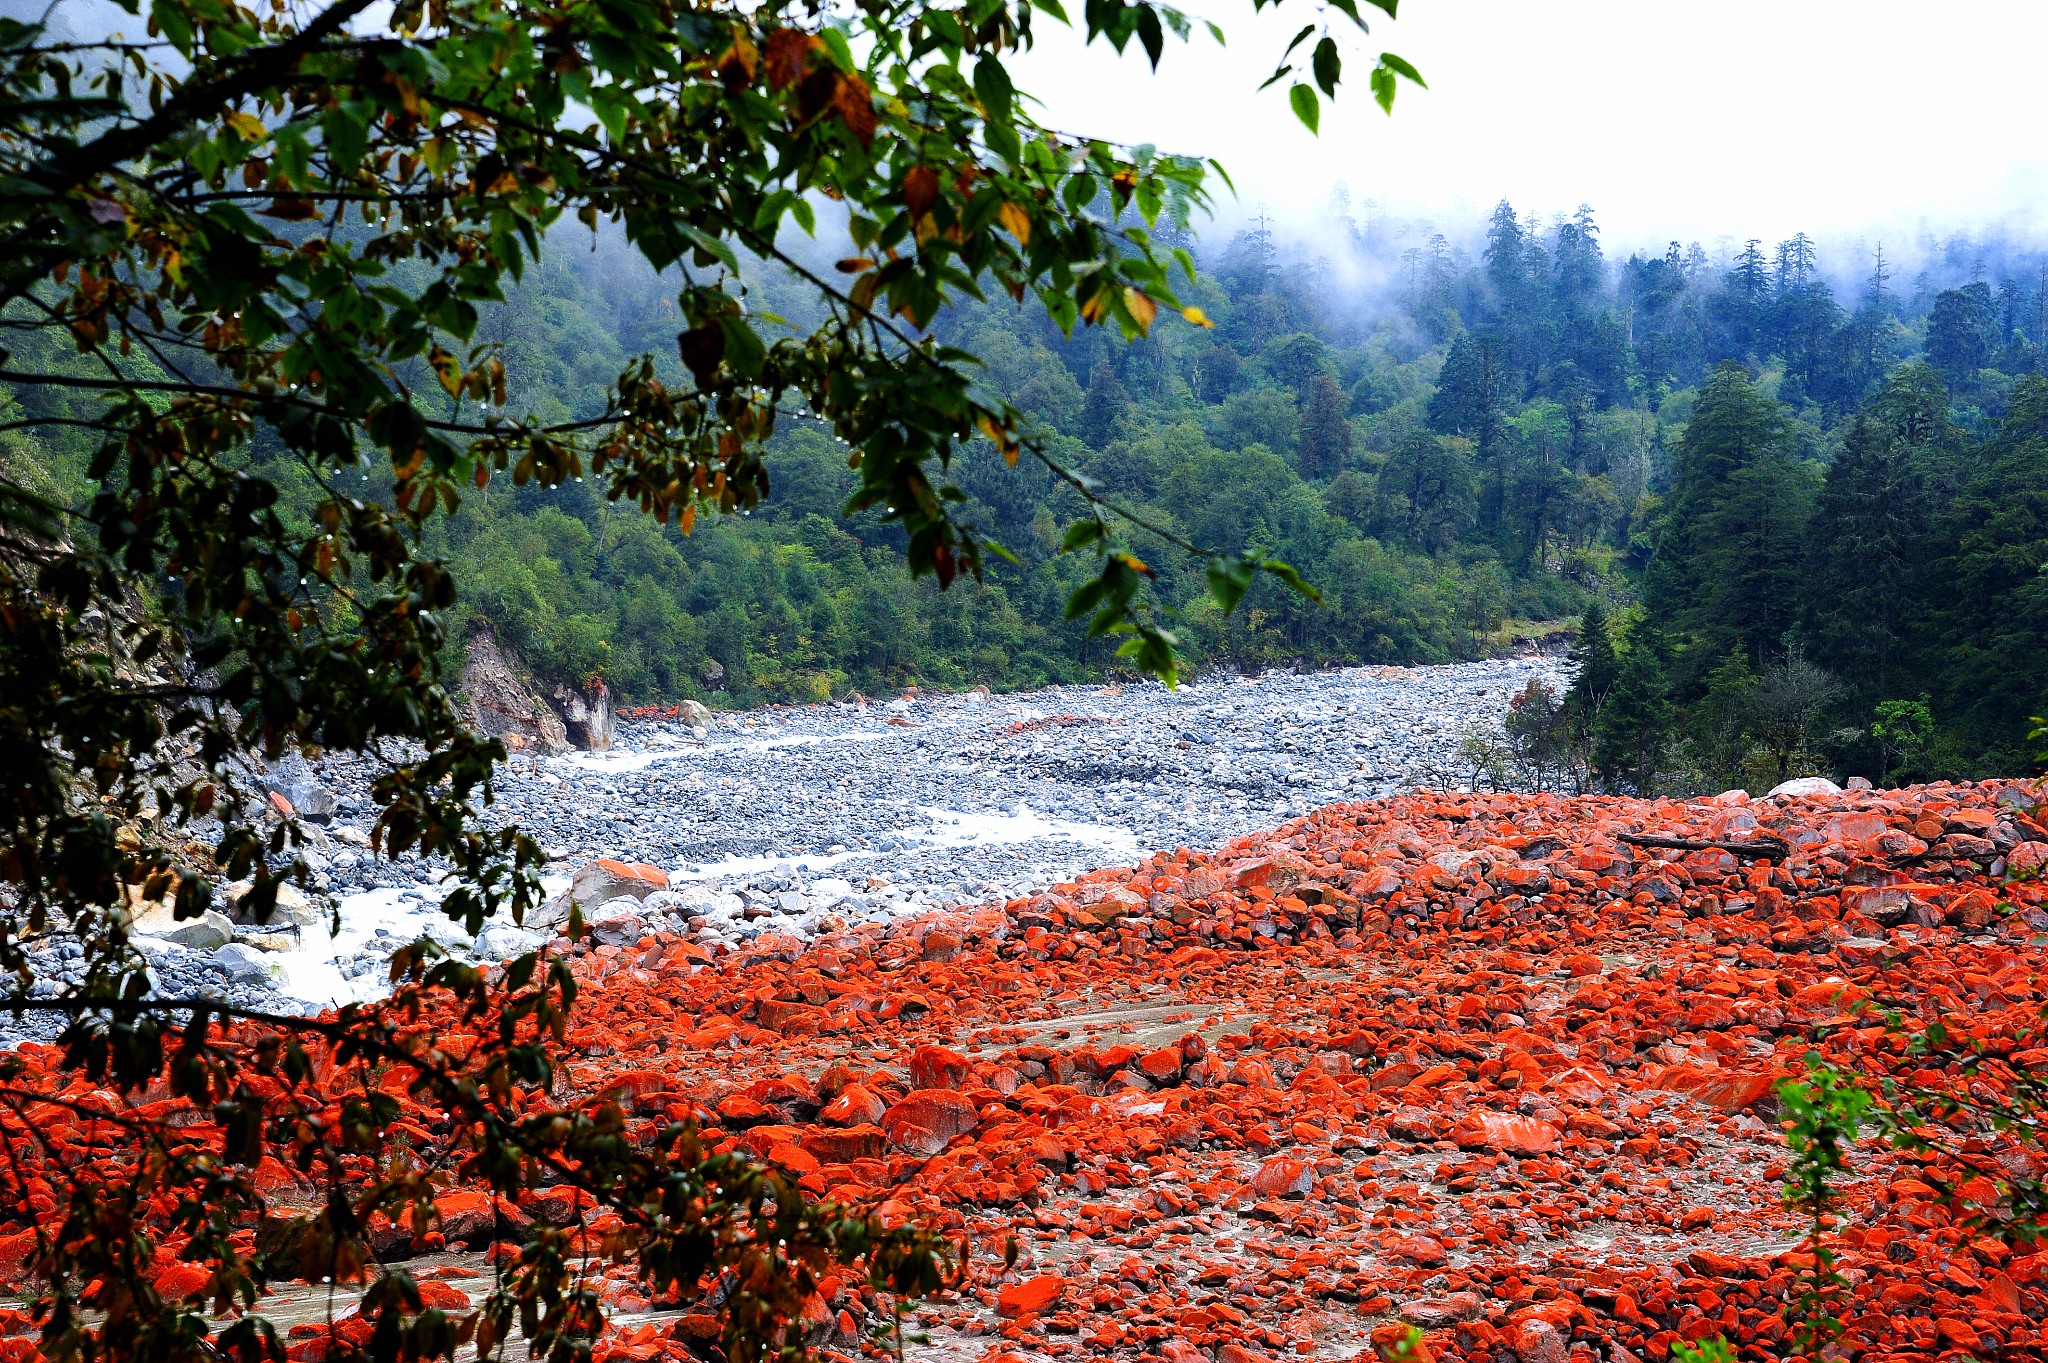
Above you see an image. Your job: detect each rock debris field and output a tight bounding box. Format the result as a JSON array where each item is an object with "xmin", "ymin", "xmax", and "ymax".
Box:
[
  {"xmin": 3, "ymin": 738, "xmax": 2048, "ymax": 1363},
  {"xmin": 78, "ymin": 659, "xmax": 1560, "ymax": 1018}
]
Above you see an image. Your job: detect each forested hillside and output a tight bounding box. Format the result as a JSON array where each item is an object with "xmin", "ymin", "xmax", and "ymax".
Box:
[{"xmin": 7, "ymin": 197, "xmax": 2046, "ymax": 784}]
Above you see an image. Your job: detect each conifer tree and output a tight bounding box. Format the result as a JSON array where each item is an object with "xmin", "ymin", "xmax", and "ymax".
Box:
[
  {"xmin": 1080, "ymin": 358, "xmax": 1132, "ymax": 448},
  {"xmin": 1640, "ymin": 363, "xmax": 1798, "ymax": 679},
  {"xmin": 1592, "ymin": 636, "xmax": 1675, "ymax": 795},
  {"xmin": 1298, "ymin": 372, "xmax": 1356, "ymax": 480},
  {"xmin": 1564, "ymin": 601, "xmax": 1617, "ymax": 715},
  {"xmin": 1803, "ymin": 368, "xmax": 1949, "ymax": 708}
]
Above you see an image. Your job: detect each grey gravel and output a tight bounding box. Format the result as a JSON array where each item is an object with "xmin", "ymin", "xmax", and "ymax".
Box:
[{"xmin": 0, "ymin": 658, "xmax": 1560, "ymax": 1044}]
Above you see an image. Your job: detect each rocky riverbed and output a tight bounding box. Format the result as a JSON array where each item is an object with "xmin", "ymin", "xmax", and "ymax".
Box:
[{"xmin": 10, "ymin": 658, "xmax": 1559, "ymax": 1032}]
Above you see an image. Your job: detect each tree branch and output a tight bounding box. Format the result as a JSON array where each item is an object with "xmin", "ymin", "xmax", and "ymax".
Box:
[{"xmin": 1616, "ymin": 831, "xmax": 1791, "ymax": 862}]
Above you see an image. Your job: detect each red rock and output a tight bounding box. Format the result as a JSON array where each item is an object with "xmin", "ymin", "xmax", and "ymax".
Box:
[
  {"xmin": 1935, "ymin": 1317, "xmax": 1982, "ymax": 1351},
  {"xmin": 415, "ymin": 1280, "xmax": 473, "ymax": 1311},
  {"xmin": 909, "ymin": 1044, "xmax": 972, "ymax": 1089},
  {"xmin": 801, "ymin": 1124, "xmax": 886, "ymax": 1164},
  {"xmin": 1249, "ymin": 1156, "xmax": 1313, "ymax": 1198},
  {"xmin": 1448, "ymin": 1111, "xmax": 1560, "ymax": 1156},
  {"xmin": 152, "ymin": 1263, "xmax": 211, "ymax": 1299},
  {"xmin": 880, "ymin": 1090, "xmax": 979, "ymax": 1153},
  {"xmin": 21, "ymin": 778, "xmax": 2048, "ymax": 1363},
  {"xmin": 1511, "ymin": 1318, "xmax": 1567, "ymax": 1363},
  {"xmin": 1137, "ymin": 1047, "xmax": 1183, "ymax": 1083},
  {"xmin": 819, "ymin": 1083, "xmax": 886, "ymax": 1126},
  {"xmin": 434, "ymin": 1190, "xmax": 528, "ymax": 1245},
  {"xmin": 1369, "ymin": 1324, "xmax": 1432, "ymax": 1362},
  {"xmin": 995, "ymin": 1275, "xmax": 1066, "ymax": 1318}
]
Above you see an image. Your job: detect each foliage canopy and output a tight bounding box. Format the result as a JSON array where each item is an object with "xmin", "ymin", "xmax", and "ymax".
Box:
[{"xmin": 0, "ymin": 0, "xmax": 1416, "ymax": 1358}]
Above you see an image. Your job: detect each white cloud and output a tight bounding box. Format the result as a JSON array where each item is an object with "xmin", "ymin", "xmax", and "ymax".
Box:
[{"xmin": 1007, "ymin": 0, "xmax": 2048, "ymax": 249}]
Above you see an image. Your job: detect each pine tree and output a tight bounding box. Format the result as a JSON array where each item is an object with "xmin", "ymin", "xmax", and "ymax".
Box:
[
  {"xmin": 1640, "ymin": 362, "xmax": 1794, "ymax": 671},
  {"xmin": 1297, "ymin": 372, "xmax": 1354, "ymax": 480},
  {"xmin": 1592, "ymin": 637, "xmax": 1675, "ymax": 795},
  {"xmin": 1689, "ymin": 646, "xmax": 1761, "ymax": 788},
  {"xmin": 1374, "ymin": 433, "xmax": 1475, "ymax": 554},
  {"xmin": 1925, "ymin": 282, "xmax": 1996, "ymax": 393},
  {"xmin": 1564, "ymin": 601, "xmax": 1617, "ymax": 712},
  {"xmin": 1803, "ymin": 367, "xmax": 1950, "ymax": 709},
  {"xmin": 1932, "ymin": 375, "xmax": 2048, "ymax": 766},
  {"xmin": 1711, "ymin": 239, "xmax": 1770, "ymax": 356},
  {"xmin": 1079, "ymin": 357, "xmax": 1130, "ymax": 447},
  {"xmin": 1699, "ymin": 443, "xmax": 1816, "ymax": 664}
]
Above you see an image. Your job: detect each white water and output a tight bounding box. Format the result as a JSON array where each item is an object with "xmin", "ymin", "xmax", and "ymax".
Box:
[
  {"xmin": 914, "ymin": 804, "xmax": 1138, "ymax": 856},
  {"xmin": 667, "ymin": 802, "xmax": 1135, "ymax": 883},
  {"xmin": 267, "ymin": 875, "xmax": 571, "ymax": 1010},
  {"xmin": 556, "ymin": 728, "xmax": 894, "ymax": 774}
]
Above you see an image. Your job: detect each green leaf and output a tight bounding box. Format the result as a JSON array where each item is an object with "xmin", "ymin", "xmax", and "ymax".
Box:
[
  {"xmin": 1061, "ymin": 519, "xmax": 1106, "ymax": 551},
  {"xmin": 820, "ymin": 26, "xmax": 856, "ymax": 71},
  {"xmin": 320, "ymin": 103, "xmax": 369, "ymax": 174},
  {"xmin": 1206, "ymin": 556, "xmax": 1255, "ymax": 614},
  {"xmin": 1312, "ymin": 36, "xmax": 1340, "ymax": 96},
  {"xmin": 1136, "ymin": 5, "xmax": 1165, "ymax": 68},
  {"xmin": 973, "ymin": 56, "xmax": 1014, "ymax": 125},
  {"xmin": 1288, "ymin": 83, "xmax": 1319, "ymax": 134},
  {"xmin": 1369, "ymin": 64, "xmax": 1395, "ymax": 113},
  {"xmin": 676, "ymin": 223, "xmax": 740, "ymax": 273},
  {"xmin": 1323, "ymin": 0, "xmax": 1365, "ymax": 29},
  {"xmin": 1259, "ymin": 557, "xmax": 1322, "ymax": 602},
  {"xmin": 1379, "ymin": 51, "xmax": 1426, "ymax": 85},
  {"xmin": 1204, "ymin": 19, "xmax": 1225, "ymax": 44},
  {"xmin": 149, "ymin": 0, "xmax": 194, "ymax": 53},
  {"xmin": 985, "ymin": 119, "xmax": 1022, "ymax": 165}
]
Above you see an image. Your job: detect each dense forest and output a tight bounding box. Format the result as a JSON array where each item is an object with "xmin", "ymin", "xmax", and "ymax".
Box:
[{"xmin": 6, "ymin": 195, "xmax": 2046, "ymax": 786}]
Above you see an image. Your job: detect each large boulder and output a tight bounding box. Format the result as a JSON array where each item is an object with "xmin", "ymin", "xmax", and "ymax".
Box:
[
  {"xmin": 586, "ymin": 900, "xmax": 647, "ymax": 947},
  {"xmin": 222, "ymin": 880, "xmax": 329, "ymax": 937},
  {"xmin": 213, "ymin": 942, "xmax": 279, "ymax": 986},
  {"xmin": 461, "ymin": 626, "xmax": 569, "ymax": 755},
  {"xmin": 571, "ymin": 859, "xmax": 670, "ymax": 910},
  {"xmin": 1768, "ymin": 776, "xmax": 1843, "ymax": 799},
  {"xmin": 474, "ymin": 923, "xmax": 546, "ymax": 959},
  {"xmin": 139, "ymin": 910, "xmax": 236, "ymax": 951},
  {"xmin": 263, "ymin": 756, "xmax": 338, "ymax": 821},
  {"xmin": 548, "ymin": 678, "xmax": 614, "ymax": 751}
]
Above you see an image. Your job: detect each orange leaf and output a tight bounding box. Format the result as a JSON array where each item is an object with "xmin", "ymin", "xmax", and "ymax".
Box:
[
  {"xmin": 717, "ymin": 32, "xmax": 758, "ymax": 91},
  {"xmin": 1124, "ymin": 287, "xmax": 1157, "ymax": 332},
  {"xmin": 995, "ymin": 200, "xmax": 1031, "ymax": 245},
  {"xmin": 763, "ymin": 28, "xmax": 822, "ymax": 90},
  {"xmin": 901, "ymin": 165, "xmax": 940, "ymax": 221},
  {"xmin": 832, "ymin": 73, "xmax": 876, "ymax": 145}
]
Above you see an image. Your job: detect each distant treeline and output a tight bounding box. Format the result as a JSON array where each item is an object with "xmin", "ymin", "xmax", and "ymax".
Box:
[{"xmin": 5, "ymin": 198, "xmax": 2043, "ymax": 780}]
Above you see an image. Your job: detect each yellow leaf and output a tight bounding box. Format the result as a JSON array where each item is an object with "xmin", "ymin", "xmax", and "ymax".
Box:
[
  {"xmin": 224, "ymin": 111, "xmax": 266, "ymax": 141},
  {"xmin": 1124, "ymin": 288, "xmax": 1157, "ymax": 332},
  {"xmin": 1182, "ymin": 305, "xmax": 1213, "ymax": 328},
  {"xmin": 996, "ymin": 200, "xmax": 1031, "ymax": 245}
]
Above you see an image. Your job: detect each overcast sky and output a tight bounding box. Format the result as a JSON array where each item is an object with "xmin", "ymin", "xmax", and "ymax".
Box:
[{"xmin": 1007, "ymin": 0, "xmax": 2048, "ymax": 251}]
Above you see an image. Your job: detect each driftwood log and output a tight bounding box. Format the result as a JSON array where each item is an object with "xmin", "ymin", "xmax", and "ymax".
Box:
[{"xmin": 1616, "ymin": 831, "xmax": 1792, "ymax": 862}]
